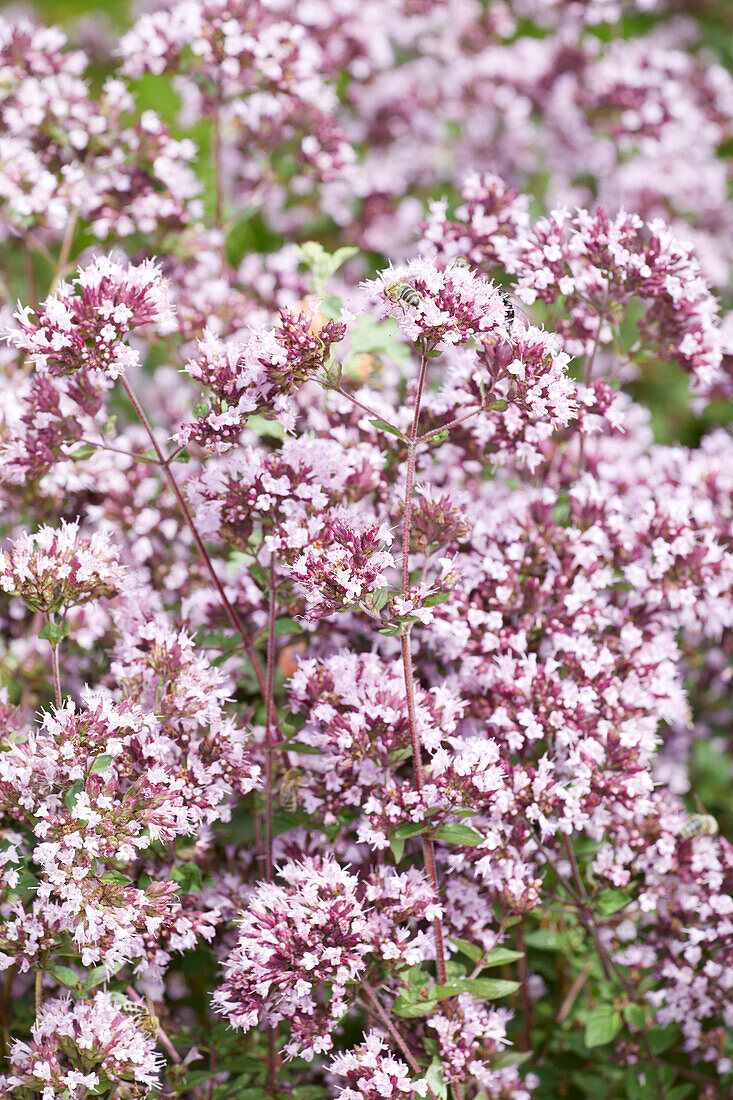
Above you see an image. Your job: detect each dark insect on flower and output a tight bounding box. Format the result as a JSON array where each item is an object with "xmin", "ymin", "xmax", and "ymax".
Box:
[
  {"xmin": 278, "ymin": 767, "xmax": 305, "ymax": 814},
  {"xmin": 678, "ymin": 813, "xmax": 718, "ymax": 838},
  {"xmin": 384, "ymin": 281, "xmax": 422, "ymax": 308},
  {"xmin": 499, "ymin": 289, "xmax": 515, "ymax": 325}
]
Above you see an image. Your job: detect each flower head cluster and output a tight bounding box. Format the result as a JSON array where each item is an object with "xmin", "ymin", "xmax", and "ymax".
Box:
[
  {"xmin": 119, "ymin": 0, "xmax": 353, "ymax": 200},
  {"xmin": 0, "ymin": 520, "xmax": 125, "ymax": 614},
  {"xmin": 0, "ymin": 992, "xmax": 162, "ymax": 1099},
  {"xmin": 286, "ymin": 518, "xmax": 395, "ymax": 621},
  {"xmin": 213, "ymin": 856, "xmax": 372, "ymax": 1060},
  {"xmin": 10, "ymin": 257, "xmax": 175, "ymax": 379},
  {"xmin": 363, "ymin": 258, "xmax": 507, "ymax": 347},
  {"xmin": 330, "ymin": 1032, "xmax": 429, "ymax": 1100},
  {"xmin": 506, "ymin": 207, "xmax": 724, "ymax": 393},
  {"xmin": 0, "ymin": 19, "xmax": 199, "ymax": 242},
  {"xmin": 421, "ymin": 173, "xmax": 529, "ymax": 270},
  {"xmin": 180, "ymin": 309, "xmax": 346, "ymax": 445}
]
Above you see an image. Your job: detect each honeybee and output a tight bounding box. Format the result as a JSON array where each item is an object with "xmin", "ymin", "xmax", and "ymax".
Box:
[
  {"xmin": 116, "ymin": 995, "xmax": 160, "ymax": 1039},
  {"xmin": 278, "ymin": 767, "xmax": 305, "ymax": 814},
  {"xmin": 678, "ymin": 813, "xmax": 718, "ymax": 839},
  {"xmin": 384, "ymin": 281, "xmax": 422, "ymax": 309}
]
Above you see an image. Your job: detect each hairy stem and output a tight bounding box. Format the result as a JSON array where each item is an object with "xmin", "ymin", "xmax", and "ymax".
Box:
[
  {"xmin": 125, "ymin": 987, "xmax": 208, "ymax": 1100},
  {"xmin": 34, "ymin": 970, "xmax": 42, "ymax": 1015},
  {"xmin": 49, "ymin": 643, "xmax": 62, "ymax": 709},
  {"xmin": 121, "ymin": 378, "xmax": 273, "ymax": 714},
  {"xmin": 213, "ymin": 106, "xmax": 223, "ymax": 229},
  {"xmin": 515, "ymin": 919, "xmax": 532, "ymax": 1050},
  {"xmin": 264, "ymin": 562, "xmax": 277, "ymax": 884},
  {"xmin": 361, "ymin": 980, "xmax": 439, "ymax": 1100},
  {"xmin": 399, "ymin": 342, "xmax": 448, "ymax": 986}
]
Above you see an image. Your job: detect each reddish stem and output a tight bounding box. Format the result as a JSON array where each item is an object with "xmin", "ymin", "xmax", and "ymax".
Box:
[
  {"xmin": 399, "ymin": 343, "xmax": 448, "ymax": 986},
  {"xmin": 50, "ymin": 643, "xmax": 62, "ymax": 708},
  {"xmin": 121, "ymin": 378, "xmax": 272, "ymax": 711},
  {"xmin": 515, "ymin": 919, "xmax": 532, "ymax": 1051},
  {"xmin": 264, "ymin": 563, "xmax": 277, "ymax": 884},
  {"xmin": 361, "ymin": 981, "xmax": 439, "ymax": 1100},
  {"xmin": 418, "ymin": 405, "xmax": 482, "ymax": 445},
  {"xmin": 125, "ymin": 987, "xmax": 208, "ymax": 1100}
]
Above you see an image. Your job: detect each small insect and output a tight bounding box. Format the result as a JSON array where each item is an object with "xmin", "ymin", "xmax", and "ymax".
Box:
[
  {"xmin": 384, "ymin": 281, "xmax": 422, "ymax": 309},
  {"xmin": 677, "ymin": 813, "xmax": 719, "ymax": 839},
  {"xmin": 446, "ymin": 255, "xmax": 470, "ymax": 270},
  {"xmin": 115, "ymin": 994, "xmax": 160, "ymax": 1039},
  {"xmin": 278, "ymin": 767, "xmax": 305, "ymax": 814},
  {"xmin": 499, "ymin": 289, "xmax": 515, "ymax": 326}
]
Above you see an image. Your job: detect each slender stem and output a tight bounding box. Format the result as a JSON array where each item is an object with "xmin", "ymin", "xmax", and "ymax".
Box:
[
  {"xmin": 78, "ymin": 437, "xmax": 160, "ymax": 463},
  {"xmin": 8, "ymin": 222, "xmax": 57, "ymax": 271},
  {"xmin": 578, "ymin": 306, "xmax": 606, "ymax": 469},
  {"xmin": 49, "ymin": 208, "xmax": 79, "ymax": 296},
  {"xmin": 213, "ymin": 106, "xmax": 223, "ymax": 228},
  {"xmin": 418, "ymin": 405, "xmax": 483, "ymax": 445},
  {"xmin": 515, "ymin": 920, "xmax": 532, "ymax": 1051},
  {"xmin": 398, "ymin": 342, "xmax": 448, "ymax": 986},
  {"xmin": 264, "ymin": 561, "xmax": 280, "ymax": 1093},
  {"xmin": 264, "ymin": 563, "xmax": 277, "ymax": 885},
  {"xmin": 35, "ymin": 970, "xmax": 42, "ymax": 1015},
  {"xmin": 125, "ymin": 987, "xmax": 208, "ymax": 1100},
  {"xmin": 362, "ymin": 981, "xmax": 439, "ymax": 1100},
  {"xmin": 23, "ymin": 243, "xmax": 38, "ymax": 310},
  {"xmin": 50, "ymin": 643, "xmax": 62, "ymax": 708},
  {"xmin": 121, "ymin": 378, "xmax": 272, "ymax": 709},
  {"xmin": 329, "ymin": 384, "xmax": 407, "ymax": 440},
  {"xmin": 556, "ymin": 967, "xmax": 590, "ymax": 1024}
]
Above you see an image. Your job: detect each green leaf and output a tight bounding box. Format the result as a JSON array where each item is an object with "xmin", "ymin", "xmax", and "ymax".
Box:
[
  {"xmin": 647, "ymin": 1026, "xmax": 679, "ymax": 1054},
  {"xmin": 226, "ymin": 209, "xmax": 282, "ymax": 267},
  {"xmin": 483, "ymin": 946, "xmax": 524, "ymax": 968},
  {"xmin": 64, "ymin": 781, "xmax": 84, "ymax": 811},
  {"xmin": 434, "ymin": 978, "xmax": 520, "ymax": 1000},
  {"xmin": 369, "ymin": 418, "xmax": 404, "ymax": 439},
  {"xmin": 49, "ymin": 964, "xmax": 80, "ymax": 989},
  {"xmin": 282, "ymin": 741, "xmax": 322, "ymax": 755},
  {"xmin": 448, "ymin": 936, "xmax": 483, "ymax": 963},
  {"xmin": 99, "ymin": 870, "xmax": 133, "ymax": 887},
  {"xmin": 82, "ymin": 960, "xmax": 125, "ymax": 990},
  {"xmin": 245, "ymin": 414, "xmax": 284, "ymax": 440},
  {"xmin": 393, "ymin": 820, "xmax": 431, "ymax": 840},
  {"xmin": 89, "ymin": 755, "xmax": 113, "ymax": 774},
  {"xmin": 171, "ymin": 863, "xmax": 204, "ymax": 893},
  {"xmin": 69, "ymin": 443, "xmax": 96, "ymax": 461},
  {"xmin": 428, "ymin": 430, "xmax": 450, "ymax": 445},
  {"xmin": 494, "ymin": 1052, "xmax": 533, "ymax": 1069},
  {"xmin": 597, "ymin": 888, "xmax": 631, "ymax": 915},
  {"xmin": 623, "ymin": 1003, "xmax": 647, "ymax": 1030},
  {"xmin": 273, "ymin": 617, "xmax": 303, "ymax": 636},
  {"xmin": 434, "ymin": 823, "xmax": 483, "ymax": 847},
  {"xmin": 392, "ymin": 996, "xmax": 440, "ymax": 1018},
  {"xmin": 523, "ymin": 929, "xmax": 563, "ymax": 951},
  {"xmin": 585, "ymin": 1004, "xmax": 622, "ymax": 1048},
  {"xmin": 39, "ymin": 620, "xmax": 70, "ymax": 645},
  {"xmin": 371, "ymin": 587, "xmax": 389, "ymax": 612},
  {"xmin": 389, "ymin": 835, "xmax": 405, "ymax": 864},
  {"xmin": 425, "ymin": 1061, "xmax": 447, "ymax": 1100},
  {"xmin": 422, "ymin": 592, "xmax": 450, "ymax": 607}
]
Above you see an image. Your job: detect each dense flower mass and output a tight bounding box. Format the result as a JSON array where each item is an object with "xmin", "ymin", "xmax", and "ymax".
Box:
[
  {"xmin": 10, "ymin": 256, "xmax": 176, "ymax": 378},
  {"xmin": 0, "ymin": 1, "xmax": 731, "ymax": 1098},
  {"xmin": 0, "ymin": 992, "xmax": 163, "ymax": 1098}
]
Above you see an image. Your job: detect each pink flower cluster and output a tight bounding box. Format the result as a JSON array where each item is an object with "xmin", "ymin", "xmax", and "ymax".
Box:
[{"xmin": 0, "ymin": 1, "xmax": 731, "ymax": 1097}]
